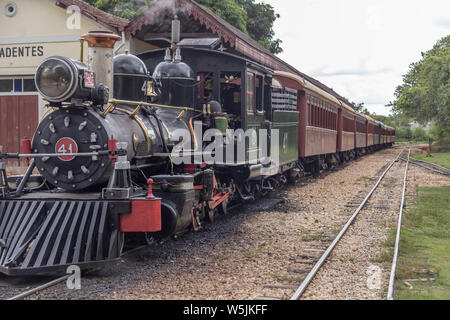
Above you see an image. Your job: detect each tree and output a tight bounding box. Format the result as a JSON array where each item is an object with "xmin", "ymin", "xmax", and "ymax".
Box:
[
  {"xmin": 84, "ymin": 0, "xmax": 154, "ymax": 20},
  {"xmin": 85, "ymin": 0, "xmax": 283, "ymax": 54},
  {"xmin": 236, "ymin": 0, "xmax": 282, "ymax": 54},
  {"xmin": 392, "ymin": 35, "xmax": 450, "ymax": 140},
  {"xmin": 195, "ymin": 0, "xmax": 248, "ymax": 35},
  {"xmin": 196, "ymin": 0, "xmax": 283, "ymax": 54},
  {"xmin": 350, "ymin": 101, "xmax": 367, "ymax": 113}
]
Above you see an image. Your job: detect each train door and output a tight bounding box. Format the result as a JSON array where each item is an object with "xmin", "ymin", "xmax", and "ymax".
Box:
[{"xmin": 245, "ymin": 69, "xmax": 265, "ymax": 163}]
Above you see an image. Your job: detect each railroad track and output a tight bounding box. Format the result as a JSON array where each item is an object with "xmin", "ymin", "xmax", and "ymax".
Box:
[
  {"xmin": 2, "ymin": 245, "xmax": 149, "ymax": 300},
  {"xmin": 406, "ymin": 157, "xmax": 449, "ymax": 176},
  {"xmin": 2, "ymin": 149, "xmax": 408, "ymax": 301},
  {"xmin": 255, "ymin": 148, "xmax": 410, "ymax": 300}
]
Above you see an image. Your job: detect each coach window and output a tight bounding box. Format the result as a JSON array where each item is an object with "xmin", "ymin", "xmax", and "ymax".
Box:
[
  {"xmin": 311, "ymin": 102, "xmax": 315, "ymax": 126},
  {"xmin": 315, "ymin": 99, "xmax": 319, "ymax": 127},
  {"xmin": 320, "ymin": 103, "xmax": 324, "ymax": 128},
  {"xmin": 315, "ymin": 105, "xmax": 319, "ymax": 127},
  {"xmin": 255, "ymin": 75, "xmax": 263, "ymax": 113},
  {"xmin": 328, "ymin": 106, "xmax": 331, "ymax": 129},
  {"xmin": 307, "ymin": 96, "xmax": 311, "ymax": 125},
  {"xmin": 319, "ymin": 105, "xmax": 322, "ymax": 128},
  {"xmin": 313, "ymin": 99, "xmax": 317, "ymax": 126},
  {"xmin": 264, "ymin": 78, "xmax": 271, "ymax": 116},
  {"xmin": 246, "ymin": 72, "xmax": 255, "ymax": 114},
  {"xmin": 307, "ymin": 96, "xmax": 310, "ymax": 125}
]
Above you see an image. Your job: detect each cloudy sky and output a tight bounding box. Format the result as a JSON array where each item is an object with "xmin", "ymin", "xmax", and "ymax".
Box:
[{"xmin": 264, "ymin": 0, "xmax": 450, "ymax": 115}]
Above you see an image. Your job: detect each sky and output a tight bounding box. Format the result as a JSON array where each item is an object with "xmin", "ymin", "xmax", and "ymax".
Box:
[{"xmin": 263, "ymin": 0, "xmax": 450, "ymax": 116}]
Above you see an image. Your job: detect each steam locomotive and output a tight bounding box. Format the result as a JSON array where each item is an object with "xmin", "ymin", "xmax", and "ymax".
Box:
[{"xmin": 0, "ymin": 20, "xmax": 394, "ymax": 276}]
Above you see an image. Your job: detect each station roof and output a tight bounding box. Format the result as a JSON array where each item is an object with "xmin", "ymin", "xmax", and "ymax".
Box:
[
  {"xmin": 57, "ymin": 0, "xmax": 356, "ymax": 109},
  {"xmin": 125, "ymin": 0, "xmax": 356, "ymax": 109}
]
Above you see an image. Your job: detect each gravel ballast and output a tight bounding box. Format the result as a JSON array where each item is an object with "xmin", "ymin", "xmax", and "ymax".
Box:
[{"xmin": 4, "ymin": 147, "xmax": 446, "ymax": 300}]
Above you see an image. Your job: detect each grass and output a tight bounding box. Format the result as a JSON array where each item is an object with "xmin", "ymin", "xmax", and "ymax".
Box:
[
  {"xmin": 394, "ymin": 186, "xmax": 450, "ymax": 300},
  {"xmin": 412, "ymin": 152, "xmax": 450, "ymax": 169},
  {"xmin": 395, "ymin": 139, "xmax": 429, "ymax": 145}
]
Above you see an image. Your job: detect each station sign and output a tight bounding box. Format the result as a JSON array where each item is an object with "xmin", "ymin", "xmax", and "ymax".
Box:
[{"xmin": 0, "ymin": 45, "xmax": 44, "ymax": 58}]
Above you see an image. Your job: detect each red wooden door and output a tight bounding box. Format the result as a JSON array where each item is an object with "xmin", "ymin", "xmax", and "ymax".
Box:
[{"xmin": 0, "ymin": 95, "xmax": 39, "ymax": 167}]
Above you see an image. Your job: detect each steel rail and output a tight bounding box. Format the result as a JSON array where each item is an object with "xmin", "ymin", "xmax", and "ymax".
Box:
[
  {"xmin": 7, "ymin": 274, "xmax": 70, "ymax": 300},
  {"xmin": 5, "ymin": 245, "xmax": 150, "ymax": 300},
  {"xmin": 400, "ymin": 157, "xmax": 449, "ymax": 175},
  {"xmin": 410, "ymin": 157, "xmax": 450, "ymax": 172},
  {"xmin": 290, "ymin": 148, "xmax": 406, "ymax": 300},
  {"xmin": 387, "ymin": 149, "xmax": 410, "ymax": 300}
]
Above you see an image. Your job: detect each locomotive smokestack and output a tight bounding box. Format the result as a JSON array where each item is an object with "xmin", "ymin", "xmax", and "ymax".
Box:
[
  {"xmin": 170, "ymin": 16, "xmax": 181, "ymax": 57},
  {"xmin": 81, "ymin": 32, "xmax": 121, "ymax": 100},
  {"xmin": 171, "ymin": 15, "xmax": 180, "ymax": 44}
]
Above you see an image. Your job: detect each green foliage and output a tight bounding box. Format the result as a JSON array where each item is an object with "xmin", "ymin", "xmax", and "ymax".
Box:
[
  {"xmin": 85, "ymin": 0, "xmax": 283, "ymax": 54},
  {"xmin": 351, "ymin": 101, "xmax": 367, "ymax": 113},
  {"xmin": 196, "ymin": 0, "xmax": 248, "ymax": 34},
  {"xmin": 413, "ymin": 152, "xmax": 450, "ymax": 169},
  {"xmin": 395, "ymin": 125, "xmax": 431, "ymax": 143},
  {"xmin": 396, "ymin": 126, "xmax": 413, "ymax": 140},
  {"xmin": 196, "ymin": 0, "xmax": 283, "ymax": 54},
  {"xmin": 412, "ymin": 126, "xmax": 428, "ymax": 142},
  {"xmin": 395, "ymin": 186, "xmax": 450, "ymax": 300},
  {"xmin": 84, "ymin": 0, "xmax": 154, "ymax": 20},
  {"xmin": 392, "ymin": 35, "xmax": 450, "ymax": 140}
]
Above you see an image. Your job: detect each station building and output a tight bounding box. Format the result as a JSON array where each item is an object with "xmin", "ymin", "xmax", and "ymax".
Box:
[{"xmin": 0, "ymin": 0, "xmax": 136, "ymax": 165}]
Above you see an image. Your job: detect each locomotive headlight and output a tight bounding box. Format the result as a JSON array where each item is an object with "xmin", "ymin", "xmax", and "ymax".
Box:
[
  {"xmin": 35, "ymin": 56, "xmax": 107, "ymax": 105},
  {"xmin": 35, "ymin": 57, "xmax": 75, "ymax": 101}
]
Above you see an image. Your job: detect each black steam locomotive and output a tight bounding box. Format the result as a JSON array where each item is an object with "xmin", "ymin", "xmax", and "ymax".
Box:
[
  {"xmin": 0, "ymin": 20, "xmax": 391, "ymax": 276},
  {"xmin": 0, "ymin": 22, "xmax": 288, "ymax": 275}
]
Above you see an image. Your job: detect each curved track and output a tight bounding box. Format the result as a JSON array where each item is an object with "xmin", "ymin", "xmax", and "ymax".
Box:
[{"xmin": 407, "ymin": 157, "xmax": 449, "ymax": 176}]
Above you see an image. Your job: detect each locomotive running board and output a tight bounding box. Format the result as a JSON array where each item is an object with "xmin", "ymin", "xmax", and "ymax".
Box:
[{"xmin": 0, "ymin": 199, "xmax": 128, "ymax": 276}]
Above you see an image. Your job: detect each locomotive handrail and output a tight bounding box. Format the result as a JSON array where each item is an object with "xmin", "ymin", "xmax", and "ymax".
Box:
[
  {"xmin": 108, "ymin": 98, "xmax": 200, "ymax": 113},
  {"xmin": 0, "ymin": 149, "xmax": 126, "ymax": 159}
]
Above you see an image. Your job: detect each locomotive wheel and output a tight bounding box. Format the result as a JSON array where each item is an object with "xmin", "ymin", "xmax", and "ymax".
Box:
[{"xmin": 251, "ymin": 183, "xmax": 263, "ymax": 200}]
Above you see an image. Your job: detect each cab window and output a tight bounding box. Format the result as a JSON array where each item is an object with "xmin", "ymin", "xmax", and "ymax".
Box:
[{"xmin": 246, "ymin": 72, "xmax": 255, "ymax": 114}]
